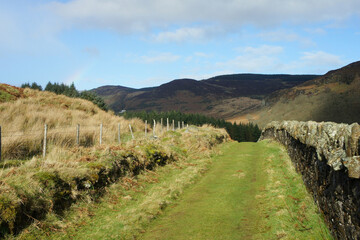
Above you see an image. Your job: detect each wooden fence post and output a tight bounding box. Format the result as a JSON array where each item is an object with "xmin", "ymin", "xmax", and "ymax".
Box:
[
  {"xmin": 100, "ymin": 123, "xmax": 103, "ymax": 145},
  {"xmin": 129, "ymin": 124, "xmax": 134, "ymax": 139},
  {"xmin": 178, "ymin": 121, "xmax": 180, "ymax": 129},
  {"xmin": 145, "ymin": 120, "xmax": 147, "ymax": 137},
  {"xmin": 172, "ymin": 120, "xmax": 175, "ymax": 131},
  {"xmin": 76, "ymin": 124, "xmax": 80, "ymax": 145},
  {"xmin": 0, "ymin": 126, "xmax": 2, "ymax": 162},
  {"xmin": 167, "ymin": 118, "xmax": 169, "ymax": 131},
  {"xmin": 182, "ymin": 121, "xmax": 184, "ymax": 129},
  {"xmin": 43, "ymin": 124, "xmax": 48, "ymax": 158},
  {"xmin": 160, "ymin": 118, "xmax": 163, "ymax": 133},
  {"xmin": 118, "ymin": 123, "xmax": 121, "ymax": 144},
  {"xmin": 153, "ymin": 120, "xmax": 156, "ymax": 137}
]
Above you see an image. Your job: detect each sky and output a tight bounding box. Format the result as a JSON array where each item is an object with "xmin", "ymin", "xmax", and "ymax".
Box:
[{"xmin": 0, "ymin": 0, "xmax": 359, "ymax": 90}]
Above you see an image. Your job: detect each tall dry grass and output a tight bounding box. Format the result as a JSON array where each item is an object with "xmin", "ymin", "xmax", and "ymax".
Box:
[{"xmin": 0, "ymin": 87, "xmax": 145, "ymax": 159}]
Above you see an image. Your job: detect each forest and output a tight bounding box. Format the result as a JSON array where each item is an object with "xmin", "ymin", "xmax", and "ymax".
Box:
[{"xmin": 122, "ymin": 110, "xmax": 262, "ymax": 142}]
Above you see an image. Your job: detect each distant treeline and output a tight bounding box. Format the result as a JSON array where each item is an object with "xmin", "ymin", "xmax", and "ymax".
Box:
[
  {"xmin": 122, "ymin": 111, "xmax": 262, "ymax": 142},
  {"xmin": 21, "ymin": 82, "xmax": 108, "ymax": 111}
]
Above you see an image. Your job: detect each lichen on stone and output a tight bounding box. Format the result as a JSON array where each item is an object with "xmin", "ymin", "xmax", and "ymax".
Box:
[{"xmin": 260, "ymin": 120, "xmax": 360, "ymax": 178}]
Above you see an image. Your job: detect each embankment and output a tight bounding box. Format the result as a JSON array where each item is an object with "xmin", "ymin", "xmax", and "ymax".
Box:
[{"xmin": 260, "ymin": 121, "xmax": 360, "ymax": 240}]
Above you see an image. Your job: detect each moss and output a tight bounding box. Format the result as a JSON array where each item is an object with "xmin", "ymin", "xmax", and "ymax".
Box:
[
  {"xmin": 0, "ymin": 90, "xmax": 15, "ymax": 103},
  {"xmin": 144, "ymin": 144, "xmax": 171, "ymax": 167},
  {"xmin": 34, "ymin": 171, "xmax": 58, "ymax": 189},
  {"xmin": 33, "ymin": 171, "xmax": 72, "ymax": 213},
  {"xmin": 0, "ymin": 195, "xmax": 18, "ymax": 234},
  {"xmin": 0, "ymin": 84, "xmax": 22, "ymax": 103},
  {"xmin": 87, "ymin": 162, "xmax": 106, "ymax": 171}
]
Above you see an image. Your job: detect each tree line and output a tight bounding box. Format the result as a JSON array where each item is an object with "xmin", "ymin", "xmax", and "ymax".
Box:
[
  {"xmin": 21, "ymin": 82, "xmax": 108, "ymax": 111},
  {"xmin": 122, "ymin": 111, "xmax": 262, "ymax": 142}
]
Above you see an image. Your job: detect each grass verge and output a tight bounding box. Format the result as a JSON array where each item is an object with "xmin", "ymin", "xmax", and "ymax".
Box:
[
  {"xmin": 140, "ymin": 140, "xmax": 332, "ymax": 240},
  {"xmin": 2, "ymin": 126, "xmax": 228, "ymax": 239}
]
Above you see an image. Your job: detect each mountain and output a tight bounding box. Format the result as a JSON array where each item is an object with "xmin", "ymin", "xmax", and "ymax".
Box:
[
  {"xmin": 250, "ymin": 61, "xmax": 360, "ymax": 127},
  {"xmin": 93, "ymin": 74, "xmax": 318, "ymax": 119}
]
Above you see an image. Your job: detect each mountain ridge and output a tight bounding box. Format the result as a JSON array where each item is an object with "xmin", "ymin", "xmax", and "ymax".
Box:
[
  {"xmin": 250, "ymin": 61, "xmax": 360, "ymax": 126},
  {"xmin": 93, "ymin": 73, "xmax": 319, "ymax": 118}
]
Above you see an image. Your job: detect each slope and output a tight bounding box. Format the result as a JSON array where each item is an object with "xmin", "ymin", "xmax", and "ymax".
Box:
[
  {"xmin": 253, "ymin": 61, "xmax": 360, "ymax": 127},
  {"xmin": 92, "ymin": 74, "xmax": 318, "ymax": 119},
  {"xmin": 0, "ymin": 84, "xmax": 230, "ymax": 237},
  {"xmin": 0, "ymin": 84, "xmax": 144, "ymax": 159}
]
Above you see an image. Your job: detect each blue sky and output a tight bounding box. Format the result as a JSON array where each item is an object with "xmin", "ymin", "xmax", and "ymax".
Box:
[{"xmin": 1, "ymin": 0, "xmax": 359, "ymax": 90}]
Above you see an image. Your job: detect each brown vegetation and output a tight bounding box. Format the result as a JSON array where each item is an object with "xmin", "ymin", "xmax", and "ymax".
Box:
[
  {"xmin": 0, "ymin": 85, "xmax": 144, "ymax": 159},
  {"xmin": 244, "ymin": 61, "xmax": 360, "ymax": 127},
  {"xmin": 0, "ymin": 84, "xmax": 230, "ymax": 237}
]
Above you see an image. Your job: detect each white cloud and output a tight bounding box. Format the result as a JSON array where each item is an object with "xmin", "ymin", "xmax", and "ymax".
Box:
[
  {"xmin": 0, "ymin": 2, "xmax": 67, "ymax": 54},
  {"xmin": 47, "ymin": 0, "xmax": 360, "ymax": 33},
  {"xmin": 153, "ymin": 27, "xmax": 209, "ymax": 43},
  {"xmin": 305, "ymin": 28, "xmax": 327, "ymax": 35},
  {"xmin": 138, "ymin": 52, "xmax": 180, "ymax": 63},
  {"xmin": 267, "ymin": 51, "xmax": 345, "ymax": 74},
  {"xmin": 258, "ymin": 30, "xmax": 315, "ymax": 47},
  {"xmin": 216, "ymin": 45, "xmax": 345, "ymax": 74},
  {"xmin": 217, "ymin": 55, "xmax": 280, "ymax": 73},
  {"xmin": 217, "ymin": 45, "xmax": 283, "ymax": 73},
  {"xmin": 241, "ymin": 45, "xmax": 284, "ymax": 55},
  {"xmin": 301, "ymin": 51, "xmax": 344, "ymax": 67}
]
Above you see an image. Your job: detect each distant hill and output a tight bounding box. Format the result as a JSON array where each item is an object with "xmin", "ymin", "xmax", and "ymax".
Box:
[
  {"xmin": 93, "ymin": 74, "xmax": 318, "ymax": 119},
  {"xmin": 251, "ymin": 61, "xmax": 360, "ymax": 127}
]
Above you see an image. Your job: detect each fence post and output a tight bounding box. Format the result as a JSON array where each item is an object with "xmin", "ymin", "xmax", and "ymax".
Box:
[
  {"xmin": 0, "ymin": 126, "xmax": 2, "ymax": 162},
  {"xmin": 43, "ymin": 124, "xmax": 48, "ymax": 158},
  {"xmin": 118, "ymin": 123, "xmax": 121, "ymax": 144},
  {"xmin": 167, "ymin": 118, "xmax": 169, "ymax": 131},
  {"xmin": 129, "ymin": 124, "xmax": 134, "ymax": 139},
  {"xmin": 76, "ymin": 124, "xmax": 80, "ymax": 145},
  {"xmin": 145, "ymin": 120, "xmax": 147, "ymax": 137},
  {"xmin": 153, "ymin": 120, "xmax": 156, "ymax": 137},
  {"xmin": 160, "ymin": 118, "xmax": 163, "ymax": 133},
  {"xmin": 172, "ymin": 120, "xmax": 175, "ymax": 131},
  {"xmin": 182, "ymin": 121, "xmax": 184, "ymax": 129},
  {"xmin": 100, "ymin": 123, "xmax": 103, "ymax": 145},
  {"xmin": 178, "ymin": 121, "xmax": 180, "ymax": 129}
]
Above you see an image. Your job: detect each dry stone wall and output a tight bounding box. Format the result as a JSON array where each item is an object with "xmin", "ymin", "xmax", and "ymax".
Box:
[{"xmin": 260, "ymin": 121, "xmax": 360, "ymax": 240}]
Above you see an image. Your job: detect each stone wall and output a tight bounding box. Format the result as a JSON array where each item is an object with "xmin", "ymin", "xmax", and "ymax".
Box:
[{"xmin": 259, "ymin": 121, "xmax": 360, "ymax": 240}]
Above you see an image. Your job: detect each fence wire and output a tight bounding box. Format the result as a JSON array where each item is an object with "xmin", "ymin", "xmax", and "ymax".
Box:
[{"xmin": 0, "ymin": 120, "xmax": 186, "ymax": 162}]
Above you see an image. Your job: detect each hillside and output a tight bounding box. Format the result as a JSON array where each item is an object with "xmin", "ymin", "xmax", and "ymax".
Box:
[
  {"xmin": 93, "ymin": 74, "xmax": 318, "ymax": 119},
  {"xmin": 0, "ymin": 84, "xmax": 229, "ymax": 238},
  {"xmin": 0, "ymin": 84, "xmax": 144, "ymax": 159},
  {"xmin": 253, "ymin": 61, "xmax": 360, "ymax": 127}
]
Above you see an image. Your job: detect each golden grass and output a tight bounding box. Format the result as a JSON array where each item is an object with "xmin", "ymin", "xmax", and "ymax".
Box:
[
  {"xmin": 0, "ymin": 84, "xmax": 232, "ymax": 238},
  {"xmin": 0, "ymin": 123, "xmax": 229, "ymax": 238},
  {"xmin": 0, "ymin": 126, "xmax": 229, "ymax": 239},
  {"xmin": 0, "ymin": 86, "xmax": 145, "ymax": 159}
]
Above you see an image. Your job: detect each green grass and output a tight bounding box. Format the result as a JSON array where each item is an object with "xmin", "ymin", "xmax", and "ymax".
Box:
[
  {"xmin": 140, "ymin": 140, "xmax": 332, "ymax": 240},
  {"xmin": 10, "ymin": 140, "xmax": 332, "ymax": 239},
  {"xmin": 8, "ymin": 129, "xmax": 224, "ymax": 239},
  {"xmin": 0, "ymin": 90, "xmax": 15, "ymax": 102}
]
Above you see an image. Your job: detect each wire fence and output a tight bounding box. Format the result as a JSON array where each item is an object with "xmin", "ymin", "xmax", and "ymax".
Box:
[{"xmin": 0, "ymin": 118, "xmax": 188, "ymax": 162}]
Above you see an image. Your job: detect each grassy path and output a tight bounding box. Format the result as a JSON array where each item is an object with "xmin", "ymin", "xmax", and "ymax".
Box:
[
  {"xmin": 14, "ymin": 141, "xmax": 331, "ymax": 239},
  {"xmin": 140, "ymin": 141, "xmax": 332, "ymax": 240}
]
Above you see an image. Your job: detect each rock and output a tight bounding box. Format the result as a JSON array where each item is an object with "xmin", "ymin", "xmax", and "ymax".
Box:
[{"xmin": 260, "ymin": 120, "xmax": 360, "ymax": 240}]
